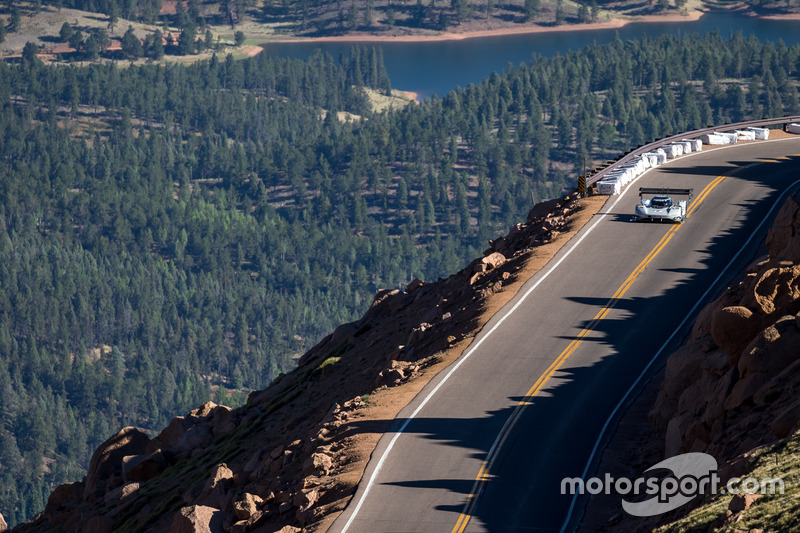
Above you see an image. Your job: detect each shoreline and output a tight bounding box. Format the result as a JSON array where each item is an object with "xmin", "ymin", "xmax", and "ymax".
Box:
[
  {"xmin": 262, "ymin": 10, "xmax": 705, "ymax": 45},
  {"xmin": 758, "ymin": 12, "xmax": 800, "ymax": 20}
]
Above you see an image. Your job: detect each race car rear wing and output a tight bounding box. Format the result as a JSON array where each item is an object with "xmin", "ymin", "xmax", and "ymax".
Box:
[{"xmin": 639, "ymin": 187, "xmax": 694, "ymax": 200}]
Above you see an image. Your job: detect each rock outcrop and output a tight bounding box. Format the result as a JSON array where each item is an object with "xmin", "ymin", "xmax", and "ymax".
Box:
[{"xmin": 651, "ymin": 193, "xmax": 800, "ymax": 460}]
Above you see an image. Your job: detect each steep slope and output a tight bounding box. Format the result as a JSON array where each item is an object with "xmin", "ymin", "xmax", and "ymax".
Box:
[{"xmin": 11, "ymin": 191, "xmax": 604, "ymax": 533}]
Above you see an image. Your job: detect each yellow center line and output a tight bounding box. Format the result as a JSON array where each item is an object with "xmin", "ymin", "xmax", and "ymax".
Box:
[
  {"xmin": 687, "ymin": 174, "xmax": 725, "ymax": 217},
  {"xmin": 451, "ymin": 173, "xmax": 728, "ymax": 533}
]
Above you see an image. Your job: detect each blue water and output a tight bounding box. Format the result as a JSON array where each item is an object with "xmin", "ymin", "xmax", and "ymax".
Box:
[{"xmin": 261, "ymin": 12, "xmax": 800, "ymax": 98}]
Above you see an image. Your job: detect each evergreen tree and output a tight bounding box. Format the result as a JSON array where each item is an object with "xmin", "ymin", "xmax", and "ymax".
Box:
[
  {"xmin": 179, "ymin": 26, "xmax": 197, "ymax": 55},
  {"xmin": 524, "ymin": 0, "xmax": 540, "ymax": 20},
  {"xmin": 121, "ymin": 26, "xmax": 143, "ymax": 59},
  {"xmin": 59, "ymin": 22, "xmax": 74, "ymax": 43}
]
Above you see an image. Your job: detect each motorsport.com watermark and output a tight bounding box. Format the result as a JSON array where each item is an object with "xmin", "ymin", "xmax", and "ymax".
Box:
[{"xmin": 561, "ymin": 452, "xmax": 785, "ymax": 517}]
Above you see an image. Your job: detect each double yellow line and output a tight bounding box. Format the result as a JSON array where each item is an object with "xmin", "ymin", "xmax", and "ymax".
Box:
[{"xmin": 451, "ymin": 174, "xmax": 728, "ymax": 533}]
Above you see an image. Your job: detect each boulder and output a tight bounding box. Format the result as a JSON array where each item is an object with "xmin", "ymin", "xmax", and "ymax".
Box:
[
  {"xmin": 665, "ymin": 413, "xmax": 691, "ymax": 457},
  {"xmin": 281, "ymin": 449, "xmax": 295, "ymax": 469},
  {"xmin": 723, "ymin": 372, "xmax": 767, "ymax": 411},
  {"xmin": 179, "ymin": 424, "xmax": 213, "ymax": 451},
  {"xmin": 771, "ymin": 398, "xmax": 800, "ymax": 439},
  {"xmin": 0, "ymin": 512, "xmax": 6, "ymax": 532},
  {"xmin": 728, "ymin": 493, "xmax": 761, "ymax": 514},
  {"xmin": 295, "ymin": 488, "xmax": 320, "ymax": 526},
  {"xmin": 233, "ymin": 492, "xmax": 263, "ymax": 521},
  {"xmin": 684, "ymin": 421, "xmax": 710, "ymax": 452},
  {"xmin": 230, "ymin": 510, "xmax": 268, "ymax": 533},
  {"xmin": 406, "ymin": 323, "xmax": 430, "ymax": 346},
  {"xmin": 188, "ymin": 402, "xmax": 218, "ymax": 420},
  {"xmin": 692, "ymin": 299, "xmax": 723, "ymax": 340},
  {"xmin": 274, "ymin": 527, "xmax": 301, "ymax": 533},
  {"xmin": 104, "ymin": 482, "xmax": 140, "ymax": 506},
  {"xmin": 738, "ymin": 316, "xmax": 800, "ymax": 379},
  {"xmin": 293, "ymin": 488, "xmax": 319, "ymax": 509},
  {"xmin": 123, "ymin": 450, "xmax": 168, "ymax": 482},
  {"xmin": 303, "ymin": 452, "xmax": 334, "ymax": 477},
  {"xmin": 701, "ymin": 366, "xmax": 739, "ymax": 429},
  {"xmin": 46, "ymin": 481, "xmax": 84, "ymax": 510},
  {"xmin": 44, "ymin": 481, "xmax": 85, "ymax": 525},
  {"xmin": 211, "ymin": 406, "xmax": 236, "ymax": 437},
  {"xmin": 649, "ymin": 344, "xmax": 705, "ymax": 429},
  {"xmin": 243, "ymin": 449, "xmax": 264, "ymax": 480},
  {"xmin": 197, "ymin": 464, "xmax": 235, "ymax": 510},
  {"xmin": 371, "ymin": 289, "xmax": 399, "ymax": 308},
  {"xmin": 490, "ymin": 237, "xmax": 507, "ymax": 253},
  {"xmin": 329, "ymin": 322, "xmax": 359, "ymax": 346},
  {"xmin": 84, "ymin": 427, "xmax": 150, "ymax": 501},
  {"xmin": 740, "ymin": 266, "xmax": 800, "ymax": 317},
  {"xmin": 675, "ymin": 369, "xmax": 717, "ymax": 419},
  {"xmin": 779, "ymin": 235, "xmax": 800, "ymax": 263},
  {"xmin": 154, "ymin": 416, "xmax": 191, "ymax": 451},
  {"xmin": 270, "ymin": 445, "xmax": 285, "ymax": 460},
  {"xmin": 480, "ymin": 252, "xmax": 506, "ymax": 271},
  {"xmin": 406, "ymin": 278, "xmax": 425, "ymax": 293},
  {"xmin": 170, "ymin": 505, "xmax": 227, "ymax": 533},
  {"xmin": 182, "ymin": 480, "xmax": 205, "ymax": 505},
  {"xmin": 543, "ymin": 215, "xmax": 563, "ymax": 230},
  {"xmin": 710, "ymin": 306, "xmax": 761, "ymax": 366},
  {"xmin": 375, "ymin": 367, "xmax": 405, "ymax": 388},
  {"xmin": 701, "ymin": 350, "xmax": 730, "ymax": 376},
  {"xmin": 765, "ymin": 196, "xmax": 799, "ymax": 259},
  {"xmin": 388, "ymin": 292, "xmax": 411, "ymax": 312},
  {"xmin": 473, "ymin": 262, "xmax": 489, "ymax": 274}
]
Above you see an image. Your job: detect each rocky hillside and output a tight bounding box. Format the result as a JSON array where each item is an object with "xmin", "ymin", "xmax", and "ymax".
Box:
[
  {"xmin": 644, "ymin": 192, "xmax": 800, "ymax": 531},
  {"xmin": 8, "ymin": 191, "xmax": 602, "ymax": 533},
  {"xmin": 650, "ymin": 192, "xmax": 800, "ymax": 459}
]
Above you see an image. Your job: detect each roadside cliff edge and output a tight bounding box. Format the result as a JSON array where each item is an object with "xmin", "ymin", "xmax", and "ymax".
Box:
[{"xmin": 16, "ymin": 191, "xmax": 605, "ymax": 533}]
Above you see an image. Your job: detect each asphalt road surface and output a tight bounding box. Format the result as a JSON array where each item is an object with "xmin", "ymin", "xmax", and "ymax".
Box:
[{"xmin": 330, "ymin": 137, "xmax": 800, "ymax": 533}]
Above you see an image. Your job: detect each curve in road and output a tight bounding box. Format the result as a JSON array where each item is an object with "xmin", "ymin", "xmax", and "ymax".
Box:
[{"xmin": 332, "ymin": 137, "xmax": 800, "ymax": 533}]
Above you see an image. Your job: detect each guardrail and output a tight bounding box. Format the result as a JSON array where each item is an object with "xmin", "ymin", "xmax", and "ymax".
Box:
[{"xmin": 584, "ymin": 115, "xmax": 800, "ymax": 188}]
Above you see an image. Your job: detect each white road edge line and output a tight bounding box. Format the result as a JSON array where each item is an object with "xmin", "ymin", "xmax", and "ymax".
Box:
[
  {"xmin": 337, "ymin": 138, "xmax": 800, "ymax": 533},
  {"xmin": 559, "ymin": 175, "xmax": 800, "ymax": 533}
]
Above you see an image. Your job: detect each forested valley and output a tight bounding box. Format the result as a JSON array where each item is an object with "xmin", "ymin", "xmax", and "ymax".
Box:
[{"xmin": 1, "ymin": 31, "xmax": 800, "ymax": 526}]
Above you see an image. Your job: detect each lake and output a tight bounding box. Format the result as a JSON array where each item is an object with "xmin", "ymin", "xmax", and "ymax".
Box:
[{"xmin": 261, "ymin": 12, "xmax": 800, "ymax": 98}]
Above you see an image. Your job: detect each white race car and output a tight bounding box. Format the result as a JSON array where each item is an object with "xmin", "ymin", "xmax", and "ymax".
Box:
[{"xmin": 634, "ymin": 188, "xmax": 693, "ymax": 223}]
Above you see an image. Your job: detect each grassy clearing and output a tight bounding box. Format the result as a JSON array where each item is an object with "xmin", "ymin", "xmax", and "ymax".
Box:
[{"xmin": 364, "ymin": 87, "xmax": 418, "ymax": 112}]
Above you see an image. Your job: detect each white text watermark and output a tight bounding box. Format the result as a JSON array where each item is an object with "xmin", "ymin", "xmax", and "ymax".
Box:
[{"xmin": 561, "ymin": 452, "xmax": 784, "ymax": 517}]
